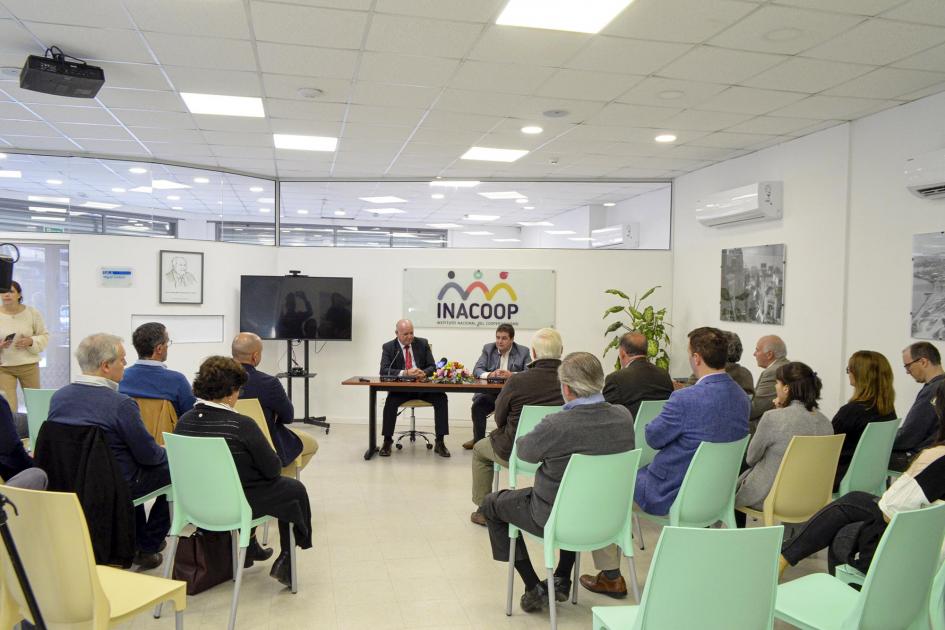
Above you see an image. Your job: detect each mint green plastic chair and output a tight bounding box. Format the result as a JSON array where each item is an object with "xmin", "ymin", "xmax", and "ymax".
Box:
[
  {"xmin": 506, "ymin": 449, "xmax": 642, "ymax": 630},
  {"xmin": 156, "ymin": 433, "xmax": 296, "ymax": 630},
  {"xmin": 23, "ymin": 387, "xmax": 55, "ymax": 452},
  {"xmin": 835, "ymin": 419, "xmax": 900, "ymax": 498},
  {"xmin": 492, "ymin": 405, "xmax": 562, "ymax": 493},
  {"xmin": 635, "ymin": 436, "xmax": 749, "ymax": 549},
  {"xmin": 775, "ymin": 502, "xmax": 945, "ymax": 630},
  {"xmin": 592, "ymin": 526, "xmax": 783, "ymax": 630},
  {"xmin": 634, "ymin": 400, "xmax": 667, "ymax": 469}
]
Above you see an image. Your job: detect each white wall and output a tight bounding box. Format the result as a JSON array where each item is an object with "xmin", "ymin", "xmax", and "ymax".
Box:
[{"xmin": 605, "ymin": 186, "xmax": 673, "ymax": 249}]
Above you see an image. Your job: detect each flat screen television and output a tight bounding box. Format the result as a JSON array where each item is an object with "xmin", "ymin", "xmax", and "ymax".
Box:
[{"xmin": 239, "ymin": 275, "xmax": 353, "ymax": 340}]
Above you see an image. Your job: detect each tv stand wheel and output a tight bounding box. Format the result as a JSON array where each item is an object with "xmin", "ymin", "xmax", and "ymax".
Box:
[
  {"xmin": 395, "ymin": 443, "xmax": 403, "ymax": 450},
  {"xmin": 426, "ymin": 443, "xmax": 433, "ymax": 450}
]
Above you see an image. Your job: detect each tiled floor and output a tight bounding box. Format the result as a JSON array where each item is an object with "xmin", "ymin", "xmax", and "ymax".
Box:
[{"xmin": 120, "ymin": 423, "xmax": 824, "ymax": 629}]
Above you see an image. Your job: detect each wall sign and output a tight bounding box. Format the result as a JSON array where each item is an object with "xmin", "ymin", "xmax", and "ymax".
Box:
[
  {"xmin": 100, "ymin": 267, "xmax": 133, "ymax": 287},
  {"xmin": 404, "ymin": 268, "xmax": 555, "ymax": 329}
]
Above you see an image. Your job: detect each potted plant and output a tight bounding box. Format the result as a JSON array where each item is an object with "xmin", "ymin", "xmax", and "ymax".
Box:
[{"xmin": 602, "ymin": 285, "xmax": 671, "ymax": 371}]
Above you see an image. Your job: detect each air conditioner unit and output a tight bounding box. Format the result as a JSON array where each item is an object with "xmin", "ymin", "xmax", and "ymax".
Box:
[
  {"xmin": 591, "ymin": 223, "xmax": 640, "ymax": 249},
  {"xmin": 905, "ymin": 149, "xmax": 945, "ymax": 199},
  {"xmin": 694, "ymin": 181, "xmax": 783, "ymax": 228}
]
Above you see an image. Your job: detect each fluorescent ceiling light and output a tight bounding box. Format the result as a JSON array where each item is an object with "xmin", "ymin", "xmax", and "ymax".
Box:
[
  {"xmin": 603, "ymin": 202, "xmax": 616, "ymax": 207},
  {"xmin": 496, "ymin": 0, "xmax": 634, "ymax": 34},
  {"xmin": 464, "ymin": 214, "xmax": 500, "ymax": 222},
  {"xmin": 257, "ymin": 197, "xmax": 275, "ymax": 204},
  {"xmin": 250, "ymin": 186, "xmax": 264, "ymax": 193},
  {"xmin": 592, "ymin": 226, "xmax": 621, "ymax": 234},
  {"xmin": 151, "ymin": 179, "xmax": 191, "ymax": 190},
  {"xmin": 180, "ymin": 92, "xmax": 265, "ymax": 118},
  {"xmin": 31, "ymin": 215, "xmax": 66, "ymax": 222},
  {"xmin": 296, "ymin": 209, "xmax": 309, "ymax": 215},
  {"xmin": 343, "ymin": 226, "xmax": 358, "ymax": 231},
  {"xmin": 494, "ymin": 238, "xmax": 522, "ymax": 242},
  {"xmin": 166, "ymin": 195, "xmax": 180, "ymax": 201},
  {"xmin": 360, "ymin": 196, "xmax": 406, "ymax": 204},
  {"xmin": 171, "ymin": 206, "xmax": 184, "ymax": 210},
  {"xmin": 461, "ymin": 146, "xmax": 528, "ymax": 162},
  {"xmin": 334, "ymin": 210, "xmax": 345, "ymax": 216},
  {"xmin": 478, "ymin": 191, "xmax": 525, "ymax": 200},
  {"xmin": 521, "ymin": 125, "xmax": 543, "ymax": 134},
  {"xmin": 28, "ymin": 206, "xmax": 66, "ymax": 213},
  {"xmin": 28, "ymin": 195, "xmax": 69, "ymax": 204},
  {"xmin": 259, "ymin": 208, "xmax": 271, "ymax": 213},
  {"xmin": 523, "ymin": 205, "xmax": 535, "ymax": 210},
  {"xmin": 0, "ymin": 153, "xmax": 6, "ymax": 159},
  {"xmin": 273, "ymin": 133, "xmax": 337, "ymax": 152},
  {"xmin": 0, "ymin": 170, "xmax": 22, "ymax": 178},
  {"xmin": 111, "ymin": 187, "xmax": 126, "ymax": 193},
  {"xmin": 515, "ymin": 198, "xmax": 528, "ymax": 204},
  {"xmin": 128, "ymin": 167, "xmax": 148, "ymax": 174},
  {"xmin": 431, "ymin": 193, "xmax": 445, "ymax": 200},
  {"xmin": 569, "ymin": 237, "xmax": 594, "ymax": 241},
  {"xmin": 392, "ymin": 232, "xmax": 418, "ymax": 238},
  {"xmin": 518, "ymin": 221, "xmax": 553, "ymax": 226},
  {"xmin": 654, "ymin": 133, "xmax": 677, "ymax": 143},
  {"xmin": 366, "ymin": 207, "xmax": 405, "ymax": 214},
  {"xmin": 81, "ymin": 201, "xmax": 121, "ymax": 210},
  {"xmin": 429, "ymin": 180, "xmax": 480, "ymax": 188},
  {"xmin": 45, "ymin": 179, "xmax": 63, "ymax": 185},
  {"xmin": 546, "ymin": 230, "xmax": 577, "ymax": 235},
  {"xmin": 129, "ymin": 186, "xmax": 152, "ymax": 193},
  {"xmin": 428, "ymin": 223, "xmax": 461, "ymax": 229},
  {"xmin": 193, "ymin": 177, "xmax": 210, "ymax": 184},
  {"xmin": 423, "ymin": 239, "xmax": 445, "ymax": 244},
  {"xmin": 463, "ymin": 231, "xmax": 493, "ymax": 236}
]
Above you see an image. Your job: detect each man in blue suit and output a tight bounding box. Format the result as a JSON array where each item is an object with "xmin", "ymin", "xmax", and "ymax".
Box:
[
  {"xmin": 464, "ymin": 324, "xmax": 530, "ymax": 449},
  {"xmin": 580, "ymin": 326, "xmax": 750, "ymax": 597}
]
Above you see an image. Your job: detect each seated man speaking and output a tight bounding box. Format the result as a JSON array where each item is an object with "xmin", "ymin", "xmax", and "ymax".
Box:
[
  {"xmin": 379, "ymin": 319, "xmax": 450, "ymax": 458},
  {"xmin": 465, "ymin": 323, "xmax": 529, "ymax": 449}
]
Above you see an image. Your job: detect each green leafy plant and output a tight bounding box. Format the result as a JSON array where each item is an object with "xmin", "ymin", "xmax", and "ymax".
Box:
[{"xmin": 602, "ymin": 285, "xmax": 671, "ymax": 372}]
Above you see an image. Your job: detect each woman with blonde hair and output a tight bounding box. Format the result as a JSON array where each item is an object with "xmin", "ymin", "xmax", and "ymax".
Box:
[{"xmin": 832, "ymin": 350, "xmax": 897, "ymax": 489}]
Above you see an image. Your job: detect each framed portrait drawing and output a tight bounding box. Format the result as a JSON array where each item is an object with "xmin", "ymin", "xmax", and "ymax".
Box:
[{"xmin": 159, "ymin": 250, "xmax": 203, "ymax": 304}]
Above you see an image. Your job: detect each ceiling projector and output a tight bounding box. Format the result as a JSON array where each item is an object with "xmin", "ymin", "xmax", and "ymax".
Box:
[{"xmin": 19, "ymin": 47, "xmax": 104, "ymax": 99}]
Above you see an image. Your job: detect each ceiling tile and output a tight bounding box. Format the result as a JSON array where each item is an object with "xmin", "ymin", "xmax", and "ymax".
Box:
[
  {"xmin": 97, "ymin": 88, "xmax": 184, "ymax": 112},
  {"xmin": 882, "ymin": 0, "xmax": 945, "ymax": 27},
  {"xmin": 92, "ymin": 62, "xmax": 172, "ymax": 91},
  {"xmin": 708, "ymin": 6, "xmax": 861, "ymax": 55},
  {"xmin": 251, "ymin": 2, "xmax": 368, "ymax": 49},
  {"xmin": 200, "ymin": 131, "xmax": 273, "ymax": 147},
  {"xmin": 29, "ymin": 104, "xmax": 116, "ymax": 125},
  {"xmin": 892, "ymin": 43, "xmax": 945, "ymax": 72},
  {"xmin": 269, "ymin": 118, "xmax": 340, "ymax": 136},
  {"xmin": 72, "ymin": 139, "xmax": 147, "ymax": 155},
  {"xmin": 111, "ymin": 109, "xmax": 196, "ymax": 129},
  {"xmin": 825, "ymin": 67, "xmax": 945, "ymax": 99},
  {"xmin": 164, "ymin": 67, "xmax": 261, "ymax": 96},
  {"xmin": 341, "ymin": 124, "xmax": 414, "ymax": 143},
  {"xmin": 365, "ymin": 14, "xmax": 483, "ymax": 58},
  {"xmin": 661, "ymin": 109, "xmax": 756, "ymax": 131},
  {"xmin": 0, "ymin": 102, "xmax": 39, "ymax": 120},
  {"xmin": 3, "ymin": 0, "xmax": 133, "ymax": 29},
  {"xmin": 0, "ymin": 19, "xmax": 41, "ymax": 54},
  {"xmin": 261, "ymin": 75, "xmax": 350, "ymax": 102},
  {"xmin": 659, "ymin": 46, "xmax": 786, "ymax": 84},
  {"xmin": 741, "ymin": 57, "xmax": 874, "ymax": 93},
  {"xmin": 255, "ymin": 43, "xmax": 359, "ymax": 80},
  {"xmin": 451, "ymin": 61, "xmax": 557, "ymax": 95},
  {"xmin": 509, "ymin": 97, "xmax": 607, "ymax": 123},
  {"xmin": 374, "ymin": 0, "xmax": 504, "ymax": 23},
  {"xmin": 666, "ymin": 144, "xmax": 748, "ymax": 160},
  {"xmin": 770, "ymin": 94, "xmax": 902, "ymax": 119},
  {"xmin": 617, "ymin": 77, "xmax": 727, "ymax": 109},
  {"xmin": 264, "ymin": 99, "xmax": 348, "ymax": 121},
  {"xmin": 774, "ymin": 0, "xmax": 909, "ymax": 16},
  {"xmin": 565, "ymin": 37, "xmax": 691, "ymax": 76},
  {"xmin": 899, "ymin": 80, "xmax": 945, "ymax": 102},
  {"xmin": 128, "ymin": 127, "xmax": 206, "ymax": 143},
  {"xmin": 469, "ymin": 26, "xmax": 589, "ymax": 67},
  {"xmin": 126, "ymin": 0, "xmax": 251, "ymax": 38},
  {"xmin": 350, "ymin": 82, "xmax": 439, "ymax": 109},
  {"xmin": 604, "ymin": 0, "xmax": 758, "ymax": 43},
  {"xmin": 144, "ymin": 33, "xmax": 256, "ymax": 71},
  {"xmin": 0, "ymin": 119, "xmax": 59, "ymax": 136},
  {"xmin": 422, "ymin": 110, "xmax": 503, "ymax": 131},
  {"xmin": 409, "ymin": 126, "xmax": 485, "ymax": 145},
  {"xmin": 588, "ymin": 103, "xmax": 683, "ymax": 127},
  {"xmin": 433, "ymin": 89, "xmax": 526, "ymax": 117},
  {"xmin": 193, "ymin": 116, "xmax": 271, "ymax": 133},
  {"xmin": 724, "ymin": 115, "xmax": 827, "ymax": 135},
  {"xmin": 211, "ymin": 145, "xmax": 275, "ymax": 159},
  {"xmin": 803, "ymin": 19, "xmax": 945, "ymax": 65},
  {"xmin": 21, "ymin": 23, "xmax": 155, "ymax": 64},
  {"xmin": 58, "ymin": 123, "xmax": 133, "ymax": 141},
  {"xmin": 697, "ymin": 86, "xmax": 807, "ymax": 114},
  {"xmin": 346, "ymin": 104, "xmax": 425, "ymax": 126},
  {"xmin": 1, "ymin": 135, "xmax": 78, "ymax": 151},
  {"xmin": 534, "ymin": 70, "xmax": 642, "ymax": 102},
  {"xmin": 357, "ymin": 52, "xmax": 459, "ymax": 87}
]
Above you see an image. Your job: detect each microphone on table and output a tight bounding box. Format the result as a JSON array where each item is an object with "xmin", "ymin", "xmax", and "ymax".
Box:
[{"xmin": 436, "ymin": 357, "xmax": 448, "ymax": 369}]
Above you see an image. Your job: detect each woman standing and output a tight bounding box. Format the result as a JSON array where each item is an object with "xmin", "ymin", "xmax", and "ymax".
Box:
[
  {"xmin": 0, "ymin": 281, "xmax": 49, "ymax": 410},
  {"xmin": 832, "ymin": 350, "xmax": 897, "ymax": 489}
]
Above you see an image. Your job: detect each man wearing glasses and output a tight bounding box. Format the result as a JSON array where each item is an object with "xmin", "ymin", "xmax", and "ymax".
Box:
[
  {"xmin": 119, "ymin": 321, "xmax": 196, "ymax": 417},
  {"xmin": 890, "ymin": 341, "xmax": 944, "ymax": 471}
]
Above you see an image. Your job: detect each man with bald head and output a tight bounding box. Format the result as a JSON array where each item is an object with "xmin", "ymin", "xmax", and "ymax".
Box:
[
  {"xmin": 602, "ymin": 331, "xmax": 674, "ymax": 418},
  {"xmin": 750, "ymin": 334, "xmax": 790, "ymax": 429},
  {"xmin": 379, "ymin": 319, "xmax": 450, "ymax": 457},
  {"xmin": 233, "ymin": 332, "xmax": 318, "ymax": 471}
]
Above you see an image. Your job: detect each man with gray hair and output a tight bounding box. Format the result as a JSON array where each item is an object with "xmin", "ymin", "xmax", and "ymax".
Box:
[
  {"xmin": 479, "ymin": 351, "xmax": 634, "ymax": 613},
  {"xmin": 46, "ymin": 333, "xmax": 170, "ymax": 570},
  {"xmin": 470, "ymin": 327, "xmax": 565, "ymax": 525},
  {"xmin": 750, "ymin": 334, "xmax": 789, "ymax": 428}
]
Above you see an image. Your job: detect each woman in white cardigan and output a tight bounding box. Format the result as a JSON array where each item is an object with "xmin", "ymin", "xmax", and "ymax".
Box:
[{"xmin": 0, "ymin": 281, "xmax": 48, "ymax": 410}]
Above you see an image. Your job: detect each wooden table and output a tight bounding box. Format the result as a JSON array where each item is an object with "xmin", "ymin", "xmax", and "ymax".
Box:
[{"xmin": 342, "ymin": 377, "xmax": 505, "ymax": 460}]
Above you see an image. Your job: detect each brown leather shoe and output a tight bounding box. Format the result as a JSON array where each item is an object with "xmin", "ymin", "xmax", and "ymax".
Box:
[
  {"xmin": 379, "ymin": 439, "xmax": 393, "ymax": 457},
  {"xmin": 470, "ymin": 510, "xmax": 487, "ymax": 526},
  {"xmin": 579, "ymin": 571, "xmax": 628, "ymax": 598},
  {"xmin": 462, "ymin": 439, "xmax": 476, "ymax": 450}
]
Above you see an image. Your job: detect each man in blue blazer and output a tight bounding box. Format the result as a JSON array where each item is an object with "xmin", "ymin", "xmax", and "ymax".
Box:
[
  {"xmin": 464, "ymin": 324, "xmax": 530, "ymax": 449},
  {"xmin": 580, "ymin": 326, "xmax": 750, "ymax": 597}
]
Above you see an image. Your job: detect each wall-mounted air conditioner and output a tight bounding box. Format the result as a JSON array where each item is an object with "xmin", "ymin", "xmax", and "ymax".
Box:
[
  {"xmin": 591, "ymin": 223, "xmax": 640, "ymax": 249},
  {"xmin": 905, "ymin": 149, "xmax": 945, "ymax": 199},
  {"xmin": 694, "ymin": 181, "xmax": 783, "ymax": 228}
]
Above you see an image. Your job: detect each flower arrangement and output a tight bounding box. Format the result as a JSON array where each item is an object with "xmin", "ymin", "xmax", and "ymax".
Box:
[{"xmin": 432, "ymin": 361, "xmax": 476, "ymax": 384}]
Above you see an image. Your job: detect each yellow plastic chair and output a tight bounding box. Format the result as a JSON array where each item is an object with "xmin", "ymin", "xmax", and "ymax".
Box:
[
  {"xmin": 234, "ymin": 398, "xmax": 302, "ymax": 479},
  {"xmin": 737, "ymin": 434, "xmax": 844, "ymax": 526},
  {"xmin": 0, "ymin": 486, "xmax": 186, "ymax": 629}
]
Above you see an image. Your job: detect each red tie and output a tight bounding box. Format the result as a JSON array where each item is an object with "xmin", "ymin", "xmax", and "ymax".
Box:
[{"xmin": 404, "ymin": 345, "xmax": 412, "ymax": 370}]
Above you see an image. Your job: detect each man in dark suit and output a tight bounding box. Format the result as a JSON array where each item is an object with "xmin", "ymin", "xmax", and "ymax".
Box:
[
  {"xmin": 232, "ymin": 332, "xmax": 318, "ymax": 471},
  {"xmin": 464, "ymin": 323, "xmax": 530, "ymax": 449},
  {"xmin": 379, "ymin": 319, "xmax": 450, "ymax": 457},
  {"xmin": 602, "ymin": 331, "xmax": 673, "ymax": 418}
]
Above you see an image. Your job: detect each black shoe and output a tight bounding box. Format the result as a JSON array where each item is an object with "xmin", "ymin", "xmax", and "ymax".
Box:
[
  {"xmin": 379, "ymin": 439, "xmax": 393, "ymax": 457},
  {"xmin": 133, "ymin": 551, "xmax": 163, "ymax": 571},
  {"xmin": 433, "ymin": 439, "xmax": 450, "ymax": 458},
  {"xmin": 244, "ymin": 538, "xmax": 274, "ymax": 568},
  {"xmin": 520, "ymin": 583, "xmax": 549, "ymax": 613},
  {"xmin": 269, "ymin": 551, "xmax": 292, "ymax": 587},
  {"xmin": 553, "ymin": 576, "xmax": 571, "ymax": 602}
]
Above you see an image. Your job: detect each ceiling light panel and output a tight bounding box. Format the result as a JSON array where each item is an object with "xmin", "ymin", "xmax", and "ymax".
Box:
[
  {"xmin": 464, "ymin": 214, "xmax": 500, "ymax": 221},
  {"xmin": 359, "ymin": 196, "xmax": 407, "ymax": 203},
  {"xmin": 496, "ymin": 0, "xmax": 634, "ymax": 34},
  {"xmin": 181, "ymin": 93, "xmax": 265, "ymax": 117},
  {"xmin": 27, "ymin": 195, "xmax": 69, "ymax": 204},
  {"xmin": 478, "ymin": 191, "xmax": 526, "ymax": 200},
  {"xmin": 429, "ymin": 180, "xmax": 480, "ymax": 188},
  {"xmin": 461, "ymin": 146, "xmax": 529, "ymax": 162}
]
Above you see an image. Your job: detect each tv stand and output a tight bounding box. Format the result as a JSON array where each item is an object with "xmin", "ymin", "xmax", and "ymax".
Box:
[{"xmin": 276, "ymin": 339, "xmax": 330, "ymax": 434}]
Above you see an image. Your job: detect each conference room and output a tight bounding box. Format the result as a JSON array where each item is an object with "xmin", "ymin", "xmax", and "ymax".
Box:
[{"xmin": 0, "ymin": 0, "xmax": 944, "ymax": 628}]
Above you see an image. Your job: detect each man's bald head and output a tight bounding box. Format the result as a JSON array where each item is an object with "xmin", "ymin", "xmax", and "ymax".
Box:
[
  {"xmin": 620, "ymin": 331, "xmax": 649, "ymax": 357},
  {"xmin": 232, "ymin": 332, "xmax": 263, "ymax": 365},
  {"xmin": 753, "ymin": 334, "xmax": 787, "ymax": 369},
  {"xmin": 395, "ymin": 319, "xmax": 414, "ymax": 347}
]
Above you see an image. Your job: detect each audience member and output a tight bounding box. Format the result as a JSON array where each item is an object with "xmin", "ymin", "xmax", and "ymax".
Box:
[
  {"xmin": 735, "ymin": 362, "xmax": 831, "ymax": 525},
  {"xmin": 118, "ymin": 321, "xmax": 196, "ymax": 418},
  {"xmin": 0, "ymin": 281, "xmax": 48, "ymax": 411},
  {"xmin": 0, "ymin": 394, "xmax": 45, "ymax": 489},
  {"xmin": 465, "ymin": 324, "xmax": 529, "ymax": 449},
  {"xmin": 832, "ymin": 350, "xmax": 897, "ymax": 488},
  {"xmin": 378, "ymin": 319, "xmax": 450, "ymax": 457},
  {"xmin": 470, "ymin": 328, "xmax": 564, "ymax": 525},
  {"xmin": 582, "ymin": 326, "xmax": 749, "ymax": 597},
  {"xmin": 46, "ymin": 333, "xmax": 169, "ymax": 570},
  {"xmin": 175, "ymin": 356, "xmax": 312, "ymax": 586},
  {"xmin": 601, "ymin": 331, "xmax": 673, "ymax": 418},
  {"xmin": 890, "ymin": 341, "xmax": 944, "ymax": 471},
  {"xmin": 479, "ymin": 352, "xmax": 634, "ymax": 613},
  {"xmin": 723, "ymin": 331, "xmax": 755, "ymax": 396},
  {"xmin": 779, "ymin": 380, "xmax": 945, "ymax": 577},
  {"xmin": 232, "ymin": 332, "xmax": 318, "ymax": 471},
  {"xmin": 750, "ymin": 335, "xmax": 790, "ymax": 429}
]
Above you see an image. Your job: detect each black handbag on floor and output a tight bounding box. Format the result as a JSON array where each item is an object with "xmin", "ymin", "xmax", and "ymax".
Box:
[{"xmin": 172, "ymin": 529, "xmax": 233, "ymax": 595}]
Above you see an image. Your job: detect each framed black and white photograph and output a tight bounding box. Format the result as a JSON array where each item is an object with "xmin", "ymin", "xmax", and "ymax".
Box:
[
  {"xmin": 912, "ymin": 232, "xmax": 945, "ymax": 341},
  {"xmin": 159, "ymin": 250, "xmax": 203, "ymax": 304},
  {"xmin": 720, "ymin": 244, "xmax": 785, "ymax": 325}
]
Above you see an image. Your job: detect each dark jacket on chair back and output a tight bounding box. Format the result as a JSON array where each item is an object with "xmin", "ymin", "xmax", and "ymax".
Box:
[{"xmin": 34, "ymin": 422, "xmax": 135, "ymax": 568}]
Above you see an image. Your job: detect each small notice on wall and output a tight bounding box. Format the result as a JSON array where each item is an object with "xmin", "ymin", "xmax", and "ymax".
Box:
[{"xmin": 100, "ymin": 267, "xmax": 133, "ymax": 288}]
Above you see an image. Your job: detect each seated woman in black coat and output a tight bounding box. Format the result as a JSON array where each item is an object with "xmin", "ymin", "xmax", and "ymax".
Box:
[{"xmin": 175, "ymin": 356, "xmax": 312, "ymax": 587}]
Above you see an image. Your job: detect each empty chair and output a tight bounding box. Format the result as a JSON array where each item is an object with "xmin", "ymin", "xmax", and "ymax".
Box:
[
  {"xmin": 634, "ymin": 400, "xmax": 667, "ymax": 469},
  {"xmin": 775, "ymin": 502, "xmax": 945, "ymax": 630},
  {"xmin": 493, "ymin": 404, "xmax": 563, "ymax": 492},
  {"xmin": 836, "ymin": 418, "xmax": 900, "ymax": 497},
  {"xmin": 22, "ymin": 387, "xmax": 54, "ymax": 451},
  {"xmin": 593, "ymin": 526, "xmax": 783, "ymax": 630},
  {"xmin": 738, "ymin": 434, "xmax": 844, "ymax": 526},
  {"xmin": 0, "ymin": 485, "xmax": 186, "ymax": 629},
  {"xmin": 395, "ymin": 398, "xmax": 435, "ymax": 450}
]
